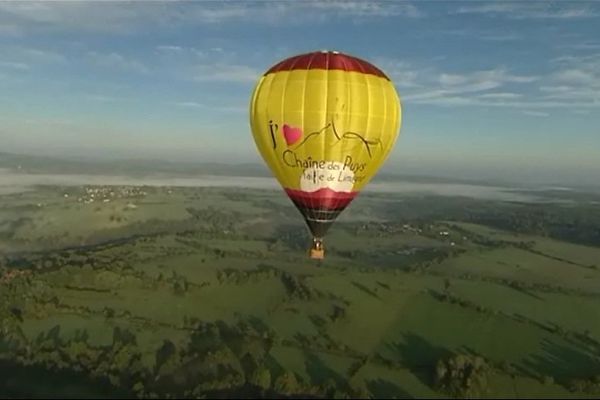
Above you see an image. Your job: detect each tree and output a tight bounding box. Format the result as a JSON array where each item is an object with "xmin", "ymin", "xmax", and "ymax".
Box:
[
  {"xmin": 444, "ymin": 278, "xmax": 451, "ymax": 293},
  {"xmin": 249, "ymin": 366, "xmax": 271, "ymax": 392},
  {"xmin": 542, "ymin": 375, "xmax": 554, "ymax": 385},
  {"xmin": 349, "ymin": 383, "xmax": 371, "ymax": 399},
  {"xmin": 155, "ymin": 339, "xmax": 179, "ymax": 377},
  {"xmin": 103, "ymin": 307, "xmax": 115, "ymax": 318},
  {"xmin": 435, "ymin": 354, "xmax": 489, "ymax": 398},
  {"xmin": 274, "ymin": 371, "xmax": 299, "ymax": 395},
  {"xmin": 320, "ymin": 378, "xmax": 338, "ymax": 397}
]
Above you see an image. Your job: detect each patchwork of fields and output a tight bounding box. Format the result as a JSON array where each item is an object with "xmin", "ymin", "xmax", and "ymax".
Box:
[{"xmin": 1, "ymin": 185, "xmax": 600, "ymax": 398}]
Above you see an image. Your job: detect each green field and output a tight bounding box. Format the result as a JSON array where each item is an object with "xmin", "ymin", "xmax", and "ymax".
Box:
[{"xmin": 1, "ymin": 185, "xmax": 600, "ymax": 398}]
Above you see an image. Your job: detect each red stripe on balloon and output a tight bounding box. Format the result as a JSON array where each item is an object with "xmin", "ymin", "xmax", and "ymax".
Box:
[
  {"xmin": 265, "ymin": 51, "xmax": 390, "ymax": 80},
  {"xmin": 285, "ymin": 188, "xmax": 358, "ymax": 210}
]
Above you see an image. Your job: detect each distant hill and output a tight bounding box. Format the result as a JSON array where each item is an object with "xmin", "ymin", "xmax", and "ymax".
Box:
[
  {"xmin": 0, "ymin": 151, "xmax": 516, "ymax": 187},
  {"xmin": 0, "ymin": 151, "xmax": 271, "ymax": 178}
]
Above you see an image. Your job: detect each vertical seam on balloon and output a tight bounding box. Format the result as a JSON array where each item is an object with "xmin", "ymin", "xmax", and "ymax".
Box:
[
  {"xmin": 264, "ymin": 73, "xmax": 287, "ymax": 193},
  {"xmin": 390, "ymin": 81, "xmax": 400, "ymax": 165},
  {"xmin": 299, "ymin": 57, "xmax": 309, "ymax": 219},
  {"xmin": 336, "ymin": 55, "xmax": 350, "ymax": 215},
  {"xmin": 355, "ymin": 59, "xmax": 370, "ymax": 203},
  {"xmin": 249, "ymin": 78, "xmax": 260, "ymax": 157},
  {"xmin": 394, "ymin": 83, "xmax": 402, "ymax": 157},
  {"xmin": 278, "ymin": 72, "xmax": 289, "ymax": 192},
  {"xmin": 252, "ymin": 75, "xmax": 280, "ymax": 184},
  {"xmin": 308, "ymin": 51, "xmax": 320, "ymax": 226},
  {"xmin": 378, "ymin": 75, "xmax": 390, "ymax": 176},
  {"xmin": 281, "ymin": 56, "xmax": 303, "ymax": 194},
  {"xmin": 300, "ymin": 52, "xmax": 315, "ymax": 229},
  {"xmin": 284, "ymin": 55, "xmax": 309, "ymax": 234},
  {"xmin": 384, "ymin": 80, "xmax": 401, "ymax": 169},
  {"xmin": 320, "ymin": 51, "xmax": 330, "ymax": 228},
  {"xmin": 339, "ymin": 55, "xmax": 352, "ymax": 214}
]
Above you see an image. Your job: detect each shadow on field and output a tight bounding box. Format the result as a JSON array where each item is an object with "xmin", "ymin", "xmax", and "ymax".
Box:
[
  {"xmin": 521, "ymin": 338, "xmax": 600, "ymax": 383},
  {"xmin": 304, "ymin": 351, "xmax": 345, "ymax": 387},
  {"xmin": 388, "ymin": 333, "xmax": 453, "ymax": 389},
  {"xmin": 505, "ymin": 284, "xmax": 544, "ymax": 301},
  {"xmin": 263, "ymin": 354, "xmax": 285, "ymax": 378},
  {"xmin": 0, "ymin": 359, "xmax": 132, "ymax": 399},
  {"xmin": 367, "ymin": 379, "xmax": 413, "ymax": 399},
  {"xmin": 351, "ymin": 281, "xmax": 380, "ymax": 299},
  {"xmin": 246, "ymin": 316, "xmax": 271, "ymax": 335},
  {"xmin": 512, "ymin": 313, "xmax": 555, "ymax": 332}
]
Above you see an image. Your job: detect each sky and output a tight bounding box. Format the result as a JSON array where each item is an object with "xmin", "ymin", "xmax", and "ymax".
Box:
[{"xmin": 0, "ymin": 1, "xmax": 599, "ymax": 185}]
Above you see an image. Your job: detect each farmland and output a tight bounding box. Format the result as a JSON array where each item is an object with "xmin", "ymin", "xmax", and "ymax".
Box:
[{"xmin": 1, "ymin": 183, "xmax": 600, "ymax": 398}]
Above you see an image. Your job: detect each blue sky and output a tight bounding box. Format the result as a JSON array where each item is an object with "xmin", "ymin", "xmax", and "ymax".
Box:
[{"xmin": 0, "ymin": 1, "xmax": 599, "ymax": 185}]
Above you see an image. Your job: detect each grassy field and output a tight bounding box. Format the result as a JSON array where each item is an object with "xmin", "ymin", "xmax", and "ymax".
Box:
[
  {"xmin": 431, "ymin": 247, "xmax": 600, "ymax": 292},
  {"xmin": 450, "ymin": 221, "xmax": 600, "ymax": 268},
  {"xmin": 1, "ymin": 185, "xmax": 600, "ymax": 398}
]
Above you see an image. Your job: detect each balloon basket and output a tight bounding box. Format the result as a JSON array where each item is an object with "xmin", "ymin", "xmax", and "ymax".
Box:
[{"xmin": 309, "ymin": 238, "xmax": 325, "ymax": 260}]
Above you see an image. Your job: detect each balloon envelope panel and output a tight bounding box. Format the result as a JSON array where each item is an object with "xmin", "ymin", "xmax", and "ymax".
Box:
[{"xmin": 249, "ymin": 51, "xmax": 402, "ymax": 238}]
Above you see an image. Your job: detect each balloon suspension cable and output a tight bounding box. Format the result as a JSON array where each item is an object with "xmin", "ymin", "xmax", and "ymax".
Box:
[{"xmin": 309, "ymin": 237, "xmax": 325, "ymax": 261}]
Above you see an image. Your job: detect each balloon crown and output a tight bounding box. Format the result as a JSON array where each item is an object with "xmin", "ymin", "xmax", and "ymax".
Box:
[{"xmin": 265, "ymin": 50, "xmax": 389, "ymax": 80}]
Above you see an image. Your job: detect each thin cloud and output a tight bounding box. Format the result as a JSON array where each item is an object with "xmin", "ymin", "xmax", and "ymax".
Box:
[
  {"xmin": 0, "ymin": 2, "xmax": 174, "ymax": 34},
  {"xmin": 551, "ymin": 53, "xmax": 600, "ymax": 68},
  {"xmin": 0, "ymin": 1, "xmax": 422, "ymax": 35},
  {"xmin": 84, "ymin": 94, "xmax": 129, "ymax": 103},
  {"xmin": 23, "ymin": 117, "xmax": 75, "ymax": 126},
  {"xmin": 478, "ymin": 92, "xmax": 523, "ymax": 99},
  {"xmin": 479, "ymin": 33, "xmax": 521, "ymax": 42},
  {"xmin": 573, "ymin": 43, "xmax": 600, "ymax": 50},
  {"xmin": 558, "ymin": 42, "xmax": 600, "ymax": 51},
  {"xmin": 438, "ymin": 68, "xmax": 537, "ymax": 88},
  {"xmin": 540, "ymin": 85, "xmax": 599, "ymax": 102},
  {"xmin": 152, "ymin": 46, "xmax": 254, "ymax": 85},
  {"xmin": 174, "ymin": 101, "xmax": 246, "ymax": 113},
  {"xmin": 406, "ymin": 96, "xmax": 598, "ymax": 109},
  {"xmin": 392, "ymin": 61, "xmax": 599, "ymax": 110},
  {"xmin": 0, "ymin": 46, "xmax": 67, "ymax": 64},
  {"xmin": 0, "ymin": 22, "xmax": 22, "ymax": 36},
  {"xmin": 373, "ymin": 59, "xmax": 424, "ymax": 88},
  {"xmin": 22, "ymin": 48, "xmax": 66, "ymax": 64},
  {"xmin": 404, "ymin": 68, "xmax": 538, "ymax": 102},
  {"xmin": 408, "ymin": 96, "xmax": 476, "ymax": 106},
  {"xmin": 184, "ymin": 4, "xmax": 250, "ymax": 23},
  {"xmin": 522, "ymin": 110, "xmax": 549, "ymax": 117},
  {"xmin": 553, "ymin": 69, "xmax": 596, "ymax": 85},
  {"xmin": 431, "ymin": 28, "xmax": 521, "ymax": 42},
  {"xmin": 439, "ymin": 73, "xmax": 468, "ymax": 86},
  {"xmin": 0, "ymin": 61, "xmax": 29, "ymax": 70},
  {"xmin": 311, "ymin": 1, "xmax": 422, "ymax": 18},
  {"xmin": 455, "ymin": 3, "xmax": 599, "ymax": 19},
  {"xmin": 86, "ymin": 51, "xmax": 149, "ymax": 74},
  {"xmin": 542, "ymin": 54, "xmax": 600, "ymax": 103},
  {"xmin": 156, "ymin": 45, "xmax": 183, "ymax": 52},
  {"xmin": 154, "ymin": 45, "xmax": 232, "ymax": 60},
  {"xmin": 193, "ymin": 64, "xmax": 259, "ymax": 84},
  {"xmin": 175, "ymin": 101, "xmax": 205, "ymax": 108}
]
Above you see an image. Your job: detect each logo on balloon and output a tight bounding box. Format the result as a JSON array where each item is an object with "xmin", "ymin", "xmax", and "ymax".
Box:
[
  {"xmin": 282, "ymin": 124, "xmax": 303, "ymax": 146},
  {"xmin": 300, "ymin": 161, "xmax": 355, "ymax": 193},
  {"xmin": 293, "ymin": 119, "xmax": 381, "ymax": 158},
  {"xmin": 267, "ymin": 117, "xmax": 381, "ymax": 158}
]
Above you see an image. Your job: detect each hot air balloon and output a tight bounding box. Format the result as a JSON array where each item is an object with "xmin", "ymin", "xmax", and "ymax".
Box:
[{"xmin": 249, "ymin": 50, "xmax": 402, "ymax": 259}]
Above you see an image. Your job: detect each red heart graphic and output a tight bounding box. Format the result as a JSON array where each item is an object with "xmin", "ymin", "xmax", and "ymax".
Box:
[{"xmin": 282, "ymin": 124, "xmax": 302, "ymax": 146}]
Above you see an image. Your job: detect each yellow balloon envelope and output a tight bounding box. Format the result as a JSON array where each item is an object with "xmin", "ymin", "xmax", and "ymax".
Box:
[{"xmin": 249, "ymin": 50, "xmax": 402, "ymax": 259}]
